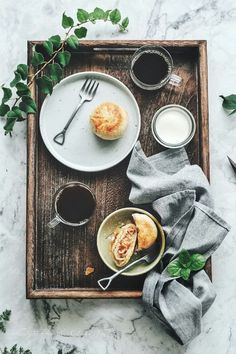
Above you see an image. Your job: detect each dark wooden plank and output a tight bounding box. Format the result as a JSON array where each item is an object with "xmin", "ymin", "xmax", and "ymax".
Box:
[{"xmin": 26, "ymin": 40, "xmax": 209, "ymax": 299}]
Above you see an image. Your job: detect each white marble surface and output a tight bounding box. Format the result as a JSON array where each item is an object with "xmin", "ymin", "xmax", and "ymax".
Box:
[{"xmin": 0, "ymin": 0, "xmax": 236, "ymax": 353}]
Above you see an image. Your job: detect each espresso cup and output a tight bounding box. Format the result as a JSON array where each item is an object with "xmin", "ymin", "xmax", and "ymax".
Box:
[
  {"xmin": 48, "ymin": 182, "xmax": 96, "ymax": 228},
  {"xmin": 130, "ymin": 45, "xmax": 182, "ymax": 90}
]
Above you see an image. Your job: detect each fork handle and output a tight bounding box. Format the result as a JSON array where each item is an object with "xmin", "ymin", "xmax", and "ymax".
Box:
[
  {"xmin": 53, "ymin": 99, "xmax": 85, "ymax": 145},
  {"xmin": 97, "ymin": 256, "xmax": 146, "ymax": 291}
]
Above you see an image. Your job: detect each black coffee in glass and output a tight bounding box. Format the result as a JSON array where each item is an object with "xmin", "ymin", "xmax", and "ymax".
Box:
[{"xmin": 132, "ymin": 52, "xmax": 171, "ymax": 86}]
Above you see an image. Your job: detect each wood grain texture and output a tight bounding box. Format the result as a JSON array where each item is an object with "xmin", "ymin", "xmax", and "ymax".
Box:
[{"xmin": 26, "ymin": 40, "xmax": 209, "ymax": 299}]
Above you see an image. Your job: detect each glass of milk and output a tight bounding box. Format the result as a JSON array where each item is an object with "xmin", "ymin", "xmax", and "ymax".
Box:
[{"xmin": 151, "ymin": 105, "xmax": 196, "ymax": 148}]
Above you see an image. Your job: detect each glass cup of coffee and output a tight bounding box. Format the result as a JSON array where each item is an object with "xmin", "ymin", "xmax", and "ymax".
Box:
[
  {"xmin": 130, "ymin": 45, "xmax": 182, "ymax": 90},
  {"xmin": 48, "ymin": 182, "xmax": 96, "ymax": 228}
]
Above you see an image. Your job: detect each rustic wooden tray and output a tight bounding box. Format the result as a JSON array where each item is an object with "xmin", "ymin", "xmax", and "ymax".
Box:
[{"xmin": 26, "ymin": 40, "xmax": 209, "ymax": 299}]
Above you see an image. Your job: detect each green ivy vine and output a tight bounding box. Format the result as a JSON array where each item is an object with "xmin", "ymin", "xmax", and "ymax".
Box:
[{"xmin": 0, "ymin": 8, "xmax": 129, "ymax": 136}]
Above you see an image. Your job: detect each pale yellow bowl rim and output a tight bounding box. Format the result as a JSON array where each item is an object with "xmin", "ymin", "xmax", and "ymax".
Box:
[{"xmin": 96, "ymin": 207, "xmax": 166, "ymax": 276}]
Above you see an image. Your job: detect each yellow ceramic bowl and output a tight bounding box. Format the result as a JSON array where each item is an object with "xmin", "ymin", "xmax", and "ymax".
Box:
[{"xmin": 97, "ymin": 207, "xmax": 165, "ymax": 276}]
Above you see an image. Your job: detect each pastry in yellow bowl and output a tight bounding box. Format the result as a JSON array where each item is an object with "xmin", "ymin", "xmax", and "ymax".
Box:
[
  {"xmin": 90, "ymin": 101, "xmax": 128, "ymax": 140},
  {"xmin": 132, "ymin": 213, "xmax": 158, "ymax": 250}
]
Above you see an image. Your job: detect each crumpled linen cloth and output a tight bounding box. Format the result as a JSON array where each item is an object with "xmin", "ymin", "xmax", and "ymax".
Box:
[{"xmin": 127, "ymin": 142, "xmax": 231, "ymax": 345}]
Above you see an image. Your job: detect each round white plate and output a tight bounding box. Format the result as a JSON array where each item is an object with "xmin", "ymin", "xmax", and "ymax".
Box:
[{"xmin": 39, "ymin": 72, "xmax": 141, "ymax": 172}]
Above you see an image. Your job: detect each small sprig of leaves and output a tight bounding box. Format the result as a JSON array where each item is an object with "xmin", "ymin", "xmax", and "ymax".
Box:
[
  {"xmin": 167, "ymin": 249, "xmax": 206, "ymax": 281},
  {"xmin": 0, "ymin": 7, "xmax": 129, "ymax": 136},
  {"xmin": 220, "ymin": 94, "xmax": 236, "ymax": 116},
  {"xmin": 0, "ymin": 309, "xmax": 11, "ymax": 333},
  {"xmin": 0, "ymin": 345, "xmax": 32, "ymax": 354},
  {"xmin": 58, "ymin": 349, "xmax": 76, "ymax": 354}
]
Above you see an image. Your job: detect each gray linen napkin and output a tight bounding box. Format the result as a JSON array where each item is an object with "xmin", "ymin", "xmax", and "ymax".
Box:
[{"xmin": 127, "ymin": 142, "xmax": 231, "ymax": 345}]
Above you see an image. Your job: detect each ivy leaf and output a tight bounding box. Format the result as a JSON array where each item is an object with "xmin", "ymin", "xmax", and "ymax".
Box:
[
  {"xmin": 74, "ymin": 27, "xmax": 87, "ymax": 39},
  {"xmin": 16, "ymin": 82, "xmax": 30, "ymax": 96},
  {"xmin": 62, "ymin": 12, "xmax": 74, "ymax": 28},
  {"xmin": 0, "ymin": 103, "xmax": 10, "ymax": 116},
  {"xmin": 93, "ymin": 7, "xmax": 106, "ymax": 20},
  {"xmin": 178, "ymin": 250, "xmax": 191, "ymax": 268},
  {"xmin": 4, "ymin": 107, "xmax": 23, "ymax": 134},
  {"xmin": 57, "ymin": 50, "xmax": 71, "ymax": 67},
  {"xmin": 220, "ymin": 95, "xmax": 236, "ymax": 116},
  {"xmin": 190, "ymin": 254, "xmax": 206, "ymax": 271},
  {"xmin": 43, "ymin": 40, "xmax": 54, "ymax": 56},
  {"xmin": 19, "ymin": 95, "xmax": 37, "ymax": 113},
  {"xmin": 1, "ymin": 86, "xmax": 12, "ymax": 104},
  {"xmin": 31, "ymin": 50, "xmax": 44, "ymax": 67},
  {"xmin": 77, "ymin": 9, "xmax": 89, "ymax": 23},
  {"xmin": 17, "ymin": 64, "xmax": 28, "ymax": 80},
  {"xmin": 10, "ymin": 71, "xmax": 21, "ymax": 87},
  {"xmin": 66, "ymin": 35, "xmax": 79, "ymax": 49},
  {"xmin": 120, "ymin": 17, "xmax": 129, "ymax": 31},
  {"xmin": 48, "ymin": 63, "xmax": 63, "ymax": 84},
  {"xmin": 109, "ymin": 9, "xmax": 121, "ymax": 24},
  {"xmin": 167, "ymin": 259, "xmax": 181, "ymax": 277},
  {"xmin": 36, "ymin": 75, "xmax": 53, "ymax": 95},
  {"xmin": 180, "ymin": 268, "xmax": 191, "ymax": 281},
  {"xmin": 49, "ymin": 35, "xmax": 61, "ymax": 49}
]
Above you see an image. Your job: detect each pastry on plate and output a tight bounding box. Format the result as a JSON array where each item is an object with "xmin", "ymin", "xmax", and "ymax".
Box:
[
  {"xmin": 111, "ymin": 223, "xmax": 137, "ymax": 267},
  {"xmin": 132, "ymin": 213, "xmax": 158, "ymax": 250},
  {"xmin": 90, "ymin": 101, "xmax": 128, "ymax": 140}
]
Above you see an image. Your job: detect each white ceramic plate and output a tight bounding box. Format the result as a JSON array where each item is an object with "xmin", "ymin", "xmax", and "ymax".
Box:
[{"xmin": 39, "ymin": 72, "xmax": 141, "ymax": 172}]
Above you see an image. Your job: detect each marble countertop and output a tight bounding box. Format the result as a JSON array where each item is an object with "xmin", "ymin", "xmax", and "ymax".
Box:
[{"xmin": 1, "ymin": 0, "xmax": 236, "ymax": 353}]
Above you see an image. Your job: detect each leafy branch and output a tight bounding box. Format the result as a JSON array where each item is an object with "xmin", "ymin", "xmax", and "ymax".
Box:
[
  {"xmin": 0, "ymin": 309, "xmax": 11, "ymax": 333},
  {"xmin": 167, "ymin": 249, "xmax": 206, "ymax": 281},
  {"xmin": 0, "ymin": 8, "xmax": 129, "ymax": 136},
  {"xmin": 0, "ymin": 345, "xmax": 32, "ymax": 354}
]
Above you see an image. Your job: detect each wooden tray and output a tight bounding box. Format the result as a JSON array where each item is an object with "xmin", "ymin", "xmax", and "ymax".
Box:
[{"xmin": 26, "ymin": 40, "xmax": 209, "ymax": 299}]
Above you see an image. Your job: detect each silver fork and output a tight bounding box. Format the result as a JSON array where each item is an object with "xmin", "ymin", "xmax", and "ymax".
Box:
[
  {"xmin": 53, "ymin": 78, "xmax": 99, "ymax": 145},
  {"xmin": 97, "ymin": 243, "xmax": 159, "ymax": 291}
]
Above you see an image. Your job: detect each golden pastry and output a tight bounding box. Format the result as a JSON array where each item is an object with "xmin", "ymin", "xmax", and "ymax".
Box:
[
  {"xmin": 90, "ymin": 102, "xmax": 128, "ymax": 140},
  {"xmin": 132, "ymin": 213, "xmax": 158, "ymax": 250},
  {"xmin": 111, "ymin": 223, "xmax": 137, "ymax": 267}
]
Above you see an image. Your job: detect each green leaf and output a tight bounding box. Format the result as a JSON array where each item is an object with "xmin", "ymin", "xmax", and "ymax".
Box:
[
  {"xmin": 62, "ymin": 12, "xmax": 74, "ymax": 28},
  {"xmin": 4, "ymin": 107, "xmax": 23, "ymax": 134},
  {"xmin": 0, "ymin": 103, "xmax": 10, "ymax": 116},
  {"xmin": 49, "ymin": 35, "xmax": 61, "ymax": 49},
  {"xmin": 10, "ymin": 71, "xmax": 21, "ymax": 87},
  {"xmin": 178, "ymin": 249, "xmax": 191, "ymax": 268},
  {"xmin": 48, "ymin": 63, "xmax": 63, "ymax": 83},
  {"xmin": 16, "ymin": 82, "xmax": 30, "ymax": 96},
  {"xmin": 74, "ymin": 26, "xmax": 87, "ymax": 39},
  {"xmin": 19, "ymin": 95, "xmax": 37, "ymax": 113},
  {"xmin": 190, "ymin": 254, "xmax": 206, "ymax": 271},
  {"xmin": 93, "ymin": 7, "xmax": 106, "ymax": 20},
  {"xmin": 66, "ymin": 34, "xmax": 79, "ymax": 49},
  {"xmin": 109, "ymin": 9, "xmax": 121, "ymax": 24},
  {"xmin": 121, "ymin": 17, "xmax": 129, "ymax": 29},
  {"xmin": 16, "ymin": 64, "xmax": 28, "ymax": 80},
  {"xmin": 1, "ymin": 86, "xmax": 12, "ymax": 104},
  {"xmin": 36, "ymin": 75, "xmax": 53, "ymax": 95},
  {"xmin": 57, "ymin": 50, "xmax": 71, "ymax": 67},
  {"xmin": 77, "ymin": 9, "xmax": 89, "ymax": 23},
  {"xmin": 31, "ymin": 50, "xmax": 44, "ymax": 67},
  {"xmin": 180, "ymin": 268, "xmax": 191, "ymax": 281},
  {"xmin": 43, "ymin": 40, "xmax": 54, "ymax": 56},
  {"xmin": 220, "ymin": 95, "xmax": 236, "ymax": 110},
  {"xmin": 167, "ymin": 259, "xmax": 181, "ymax": 277}
]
